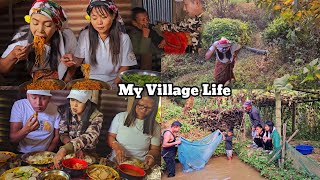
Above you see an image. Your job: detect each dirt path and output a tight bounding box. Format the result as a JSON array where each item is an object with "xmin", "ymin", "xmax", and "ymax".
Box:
[{"xmin": 162, "ymin": 156, "xmax": 265, "ymax": 180}]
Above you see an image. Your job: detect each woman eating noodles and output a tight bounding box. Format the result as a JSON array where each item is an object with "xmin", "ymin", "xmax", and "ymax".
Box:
[{"xmin": 0, "ymin": 0, "xmax": 77, "ymax": 82}]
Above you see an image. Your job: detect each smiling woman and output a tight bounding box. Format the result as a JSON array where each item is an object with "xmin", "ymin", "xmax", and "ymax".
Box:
[
  {"xmin": 62, "ymin": 0, "xmax": 137, "ymax": 85},
  {"xmin": 107, "ymin": 91, "xmax": 161, "ymax": 168},
  {"xmin": 0, "ymin": 0, "xmax": 77, "ymax": 83}
]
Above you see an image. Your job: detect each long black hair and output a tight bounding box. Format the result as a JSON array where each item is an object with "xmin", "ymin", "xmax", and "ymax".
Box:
[
  {"xmin": 265, "ymin": 120, "xmax": 274, "ymax": 132},
  {"xmin": 87, "ymin": 5, "xmax": 121, "ymax": 67},
  {"xmin": 58, "ymin": 100, "xmax": 98, "ymax": 134},
  {"xmin": 124, "ymin": 91, "xmax": 159, "ymax": 135},
  {"xmin": 9, "ymin": 25, "xmax": 60, "ymax": 72}
]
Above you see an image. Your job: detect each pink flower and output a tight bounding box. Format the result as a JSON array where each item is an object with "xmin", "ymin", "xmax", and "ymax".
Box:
[{"xmin": 109, "ymin": 5, "xmax": 117, "ymax": 12}]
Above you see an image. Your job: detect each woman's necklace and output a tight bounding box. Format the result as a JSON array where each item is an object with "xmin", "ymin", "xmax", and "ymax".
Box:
[{"xmin": 135, "ymin": 119, "xmax": 144, "ymax": 132}]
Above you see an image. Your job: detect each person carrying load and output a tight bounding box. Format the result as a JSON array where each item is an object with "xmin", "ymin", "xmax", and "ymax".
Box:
[{"xmin": 205, "ymin": 37, "xmax": 241, "ymax": 85}]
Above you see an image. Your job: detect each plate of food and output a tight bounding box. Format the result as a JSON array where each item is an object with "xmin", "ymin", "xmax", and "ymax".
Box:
[
  {"xmin": 121, "ymin": 157, "xmax": 149, "ymax": 170},
  {"xmin": 66, "ymin": 78, "xmax": 111, "ymax": 90},
  {"xmin": 64, "ymin": 153, "xmax": 96, "ymax": 165},
  {"xmin": 19, "ymin": 79, "xmax": 66, "ymax": 90},
  {"xmin": 21, "ymin": 151, "xmax": 55, "ymax": 165},
  {"xmin": 0, "ymin": 166, "xmax": 41, "ymax": 180},
  {"xmin": 65, "ymin": 64, "xmax": 111, "ymax": 90},
  {"xmin": 86, "ymin": 164, "xmax": 119, "ymax": 180},
  {"xmin": 37, "ymin": 170, "xmax": 70, "ymax": 180},
  {"xmin": 119, "ymin": 70, "xmax": 161, "ymax": 86},
  {"xmin": 0, "ymin": 151, "xmax": 16, "ymax": 163}
]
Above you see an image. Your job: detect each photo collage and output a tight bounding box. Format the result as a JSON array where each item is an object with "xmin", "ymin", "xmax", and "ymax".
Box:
[{"xmin": 0, "ymin": 0, "xmax": 319, "ymax": 179}]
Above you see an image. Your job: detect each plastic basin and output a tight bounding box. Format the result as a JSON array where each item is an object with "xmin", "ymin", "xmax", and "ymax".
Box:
[{"xmin": 295, "ymin": 145, "xmax": 314, "ymax": 155}]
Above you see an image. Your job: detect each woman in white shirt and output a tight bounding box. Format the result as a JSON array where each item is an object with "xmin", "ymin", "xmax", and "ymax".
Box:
[
  {"xmin": 107, "ymin": 92, "xmax": 160, "ymax": 167},
  {"xmin": 0, "ymin": 0, "xmax": 77, "ymax": 81},
  {"xmin": 61, "ymin": 0, "xmax": 137, "ymax": 85}
]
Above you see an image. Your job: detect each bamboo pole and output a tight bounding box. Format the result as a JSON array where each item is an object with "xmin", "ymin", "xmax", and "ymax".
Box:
[
  {"xmin": 242, "ymin": 114, "xmax": 245, "ymax": 141},
  {"xmin": 275, "ymin": 90, "xmax": 282, "ymax": 139},
  {"xmin": 292, "ymin": 103, "xmax": 296, "ymax": 132},
  {"xmin": 268, "ymin": 130, "xmax": 299, "ymax": 164},
  {"xmin": 281, "ymin": 123, "xmax": 286, "ymax": 167}
]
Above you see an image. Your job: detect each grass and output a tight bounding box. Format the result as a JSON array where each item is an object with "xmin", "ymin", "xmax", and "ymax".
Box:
[
  {"xmin": 161, "ymin": 49, "xmax": 296, "ymax": 89},
  {"xmin": 229, "ymin": 0, "xmax": 249, "ymax": 4},
  {"xmin": 235, "ymin": 141, "xmax": 319, "ymax": 180}
]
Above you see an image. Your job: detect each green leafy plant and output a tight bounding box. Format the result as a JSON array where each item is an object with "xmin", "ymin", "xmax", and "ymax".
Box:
[
  {"xmin": 162, "ymin": 101, "xmax": 182, "ymax": 121},
  {"xmin": 274, "ymin": 58, "xmax": 320, "ymax": 89},
  {"xmin": 180, "ymin": 123, "xmax": 192, "ymax": 133},
  {"xmin": 235, "ymin": 141, "xmax": 317, "ymax": 179},
  {"xmin": 202, "ymin": 18, "xmax": 251, "ymax": 48},
  {"xmin": 259, "ymin": 0, "xmax": 320, "ymax": 62}
]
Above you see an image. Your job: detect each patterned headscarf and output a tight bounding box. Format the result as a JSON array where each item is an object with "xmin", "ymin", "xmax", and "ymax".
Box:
[{"xmin": 28, "ymin": 0, "xmax": 67, "ymax": 30}]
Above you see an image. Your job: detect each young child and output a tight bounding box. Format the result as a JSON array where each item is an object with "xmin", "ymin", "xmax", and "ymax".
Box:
[
  {"xmin": 223, "ymin": 129, "xmax": 234, "ymax": 160},
  {"xmin": 62, "ymin": 0, "xmax": 137, "ymax": 85}
]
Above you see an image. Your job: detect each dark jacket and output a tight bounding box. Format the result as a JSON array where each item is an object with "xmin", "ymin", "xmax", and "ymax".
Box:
[
  {"xmin": 127, "ymin": 24, "xmax": 163, "ymax": 55},
  {"xmin": 247, "ymin": 106, "xmax": 263, "ymax": 127}
]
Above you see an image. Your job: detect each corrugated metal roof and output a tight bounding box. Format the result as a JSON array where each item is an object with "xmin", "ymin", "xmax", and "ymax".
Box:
[
  {"xmin": 0, "ymin": 90, "xmax": 24, "ymax": 143},
  {"xmin": 56, "ymin": 0, "xmax": 133, "ymax": 36},
  {"xmin": 96, "ymin": 90, "xmax": 128, "ymax": 156}
]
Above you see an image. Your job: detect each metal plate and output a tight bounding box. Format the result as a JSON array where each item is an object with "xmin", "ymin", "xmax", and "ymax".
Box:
[
  {"xmin": 19, "ymin": 79, "xmax": 66, "ymax": 90},
  {"xmin": 66, "ymin": 78, "xmax": 111, "ymax": 90},
  {"xmin": 118, "ymin": 70, "xmax": 161, "ymax": 85},
  {"xmin": 21, "ymin": 151, "xmax": 55, "ymax": 166},
  {"xmin": 37, "ymin": 170, "xmax": 71, "ymax": 180}
]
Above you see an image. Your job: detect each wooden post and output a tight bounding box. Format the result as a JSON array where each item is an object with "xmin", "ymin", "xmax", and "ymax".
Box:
[
  {"xmin": 242, "ymin": 114, "xmax": 245, "ymax": 140},
  {"xmin": 275, "ymin": 90, "xmax": 282, "ymax": 139},
  {"xmin": 281, "ymin": 123, "xmax": 286, "ymax": 167},
  {"xmin": 292, "ymin": 103, "xmax": 296, "ymax": 132}
]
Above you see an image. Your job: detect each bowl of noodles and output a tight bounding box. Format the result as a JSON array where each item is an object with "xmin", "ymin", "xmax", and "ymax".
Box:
[
  {"xmin": 66, "ymin": 78, "xmax": 111, "ymax": 90},
  {"xmin": 19, "ymin": 79, "xmax": 66, "ymax": 90},
  {"xmin": 61, "ymin": 158, "xmax": 88, "ymax": 178},
  {"xmin": 119, "ymin": 70, "xmax": 161, "ymax": 86}
]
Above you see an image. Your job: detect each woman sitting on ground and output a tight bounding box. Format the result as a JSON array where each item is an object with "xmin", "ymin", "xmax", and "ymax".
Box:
[{"xmin": 263, "ymin": 120, "xmax": 280, "ymax": 152}]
